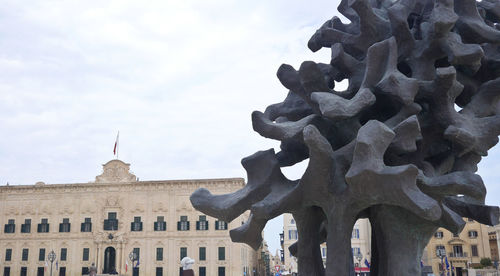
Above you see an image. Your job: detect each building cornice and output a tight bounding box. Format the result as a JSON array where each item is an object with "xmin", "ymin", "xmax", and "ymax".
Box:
[{"xmin": 0, "ymin": 177, "xmax": 245, "ymax": 194}]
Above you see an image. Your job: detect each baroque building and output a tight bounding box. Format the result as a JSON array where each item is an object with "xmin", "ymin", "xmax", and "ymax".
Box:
[
  {"xmin": 423, "ymin": 219, "xmax": 492, "ymax": 276},
  {"xmin": 0, "ymin": 160, "xmax": 257, "ymax": 276}
]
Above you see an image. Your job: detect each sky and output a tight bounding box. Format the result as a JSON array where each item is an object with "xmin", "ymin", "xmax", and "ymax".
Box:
[{"xmin": 1, "ymin": 0, "xmax": 499, "ymax": 256}]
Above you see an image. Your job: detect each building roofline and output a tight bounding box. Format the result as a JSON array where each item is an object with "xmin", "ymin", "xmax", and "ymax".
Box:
[{"xmin": 0, "ymin": 177, "xmax": 245, "ymax": 190}]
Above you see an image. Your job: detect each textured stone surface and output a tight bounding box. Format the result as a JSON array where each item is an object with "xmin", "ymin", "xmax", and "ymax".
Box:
[{"xmin": 191, "ymin": 0, "xmax": 500, "ymax": 275}]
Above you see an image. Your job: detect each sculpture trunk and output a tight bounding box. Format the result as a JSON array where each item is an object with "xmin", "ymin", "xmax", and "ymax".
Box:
[
  {"xmin": 370, "ymin": 206, "xmax": 437, "ymax": 276},
  {"xmin": 294, "ymin": 207, "xmax": 326, "ymax": 276},
  {"xmin": 325, "ymin": 206, "xmax": 356, "ymax": 276}
]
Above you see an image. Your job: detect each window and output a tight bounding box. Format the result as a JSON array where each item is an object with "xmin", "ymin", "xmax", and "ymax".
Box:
[
  {"xmin": 322, "ymin": 247, "xmax": 327, "ymax": 258},
  {"xmin": 22, "ymin": 249, "xmax": 29, "ymax": 261},
  {"xmin": 468, "ymin": 230, "xmax": 478, "ymax": 238},
  {"xmin": 59, "ymin": 267, "xmax": 66, "ymax": 276},
  {"xmin": 4, "ymin": 219, "xmax": 15, "ymax": 233},
  {"xmin": 60, "ymin": 248, "xmax": 67, "ymax": 261},
  {"xmin": 436, "ymin": 245, "xmax": 445, "ymax": 256},
  {"xmin": 39, "ymin": 248, "xmax": 46, "ymax": 261},
  {"xmin": 434, "ymin": 231, "xmax": 443, "ymax": 238},
  {"xmin": 453, "ymin": 245, "xmax": 464, "ymax": 257},
  {"xmin": 215, "ymin": 220, "xmax": 227, "ymax": 230},
  {"xmin": 20, "ymin": 267, "xmax": 27, "ymax": 276},
  {"xmin": 104, "ymin": 212, "xmax": 118, "ymax": 231},
  {"xmin": 156, "ymin": 248, "xmax": 163, "ymax": 261},
  {"xmin": 81, "ymin": 218, "xmax": 92, "ymax": 232},
  {"xmin": 131, "ymin": 217, "xmax": 143, "ymax": 232},
  {"xmin": 290, "ymin": 219, "xmax": 295, "ymax": 224},
  {"xmin": 37, "ymin": 267, "xmax": 44, "ymax": 276},
  {"xmin": 288, "ymin": 229, "xmax": 298, "ymax": 240},
  {"xmin": 471, "ymin": 245, "xmax": 478, "ymax": 257},
  {"xmin": 180, "ymin": 247, "xmax": 187, "ymax": 261},
  {"xmin": 351, "ymin": 247, "xmax": 360, "ymax": 257},
  {"xmin": 4, "ymin": 267, "xmax": 10, "ymax": 276},
  {"xmin": 352, "ymin": 228, "xmax": 360, "ymax": 239},
  {"xmin": 59, "ymin": 218, "xmax": 71, "ymax": 232},
  {"xmin": 199, "ymin": 247, "xmax": 206, "ymax": 261},
  {"xmin": 177, "ymin": 216, "xmax": 189, "ymax": 231},
  {"xmin": 21, "ymin": 219, "xmax": 31, "ymax": 233},
  {"xmin": 155, "ymin": 267, "xmax": 163, "ymax": 276},
  {"xmin": 154, "ymin": 216, "xmax": 166, "ymax": 231},
  {"xmin": 199, "ymin": 267, "xmax": 206, "ymax": 276},
  {"xmin": 218, "ymin": 267, "xmax": 225, "ymax": 276},
  {"xmin": 197, "ymin": 216, "xmax": 208, "ymax": 230},
  {"xmin": 81, "ymin": 267, "xmax": 89, "ymax": 275},
  {"xmin": 218, "ymin": 247, "xmax": 225, "ymax": 261},
  {"xmin": 37, "ymin": 219, "xmax": 49, "ymax": 233},
  {"xmin": 133, "ymin": 248, "xmax": 140, "ymax": 261},
  {"xmin": 5, "ymin": 248, "xmax": 12, "ymax": 261},
  {"xmin": 83, "ymin": 248, "xmax": 89, "ymax": 261}
]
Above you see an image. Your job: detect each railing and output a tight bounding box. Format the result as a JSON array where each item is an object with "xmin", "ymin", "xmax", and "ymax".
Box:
[{"xmin": 448, "ymin": 252, "xmax": 468, "ymax": 258}]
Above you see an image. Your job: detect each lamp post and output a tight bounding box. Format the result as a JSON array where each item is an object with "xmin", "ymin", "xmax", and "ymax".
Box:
[
  {"xmin": 437, "ymin": 249, "xmax": 446, "ymax": 276},
  {"xmin": 355, "ymin": 252, "xmax": 363, "ymax": 276},
  {"xmin": 47, "ymin": 250, "xmax": 56, "ymax": 276},
  {"xmin": 129, "ymin": 251, "xmax": 138, "ymax": 275}
]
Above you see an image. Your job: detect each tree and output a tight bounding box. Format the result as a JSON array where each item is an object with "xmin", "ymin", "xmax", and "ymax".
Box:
[{"xmin": 481, "ymin": 257, "xmax": 492, "ymax": 268}]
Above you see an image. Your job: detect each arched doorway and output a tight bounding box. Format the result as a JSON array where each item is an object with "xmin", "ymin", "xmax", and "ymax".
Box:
[{"xmin": 103, "ymin": 247, "xmax": 116, "ymax": 274}]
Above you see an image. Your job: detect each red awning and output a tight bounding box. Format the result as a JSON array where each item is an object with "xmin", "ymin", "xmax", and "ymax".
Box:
[{"xmin": 354, "ymin": 267, "xmax": 370, "ymax": 272}]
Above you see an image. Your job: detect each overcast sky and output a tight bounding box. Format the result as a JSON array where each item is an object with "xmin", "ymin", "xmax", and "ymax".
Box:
[{"xmin": 1, "ymin": 0, "xmax": 499, "ymax": 255}]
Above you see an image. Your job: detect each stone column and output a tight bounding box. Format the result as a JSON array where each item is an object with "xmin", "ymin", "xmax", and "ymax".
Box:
[
  {"xmin": 117, "ymin": 242, "xmax": 123, "ymax": 275},
  {"xmin": 96, "ymin": 243, "xmax": 102, "ymax": 273}
]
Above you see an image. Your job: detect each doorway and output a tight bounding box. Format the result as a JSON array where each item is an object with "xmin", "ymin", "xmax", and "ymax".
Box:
[{"xmin": 103, "ymin": 247, "xmax": 116, "ymax": 274}]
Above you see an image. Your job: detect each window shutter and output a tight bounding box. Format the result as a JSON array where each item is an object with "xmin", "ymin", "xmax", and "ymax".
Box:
[
  {"xmin": 196, "ymin": 221, "xmax": 200, "ymax": 230},
  {"xmin": 177, "ymin": 221, "xmax": 181, "ymax": 231},
  {"xmin": 187, "ymin": 221, "xmax": 190, "ymax": 230}
]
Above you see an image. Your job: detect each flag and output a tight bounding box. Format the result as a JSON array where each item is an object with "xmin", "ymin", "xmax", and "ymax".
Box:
[
  {"xmin": 113, "ymin": 131, "xmax": 119, "ymax": 155},
  {"xmin": 56, "ymin": 261, "xmax": 58, "ymax": 271},
  {"xmin": 445, "ymin": 256, "xmax": 450, "ymax": 270},
  {"xmin": 364, "ymin": 259, "xmax": 370, "ymax": 268},
  {"xmin": 125, "ymin": 259, "xmax": 128, "ymax": 272},
  {"xmin": 420, "ymin": 260, "xmax": 423, "ymax": 268},
  {"xmin": 135, "ymin": 257, "xmax": 140, "ymax": 268},
  {"xmin": 44, "ymin": 261, "xmax": 48, "ymax": 272}
]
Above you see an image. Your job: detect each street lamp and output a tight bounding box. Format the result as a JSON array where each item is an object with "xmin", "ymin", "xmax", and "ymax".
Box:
[
  {"xmin": 47, "ymin": 250, "xmax": 56, "ymax": 276},
  {"xmin": 437, "ymin": 249, "xmax": 446, "ymax": 276},
  {"xmin": 129, "ymin": 251, "xmax": 138, "ymax": 273},
  {"xmin": 355, "ymin": 252, "xmax": 363, "ymax": 276}
]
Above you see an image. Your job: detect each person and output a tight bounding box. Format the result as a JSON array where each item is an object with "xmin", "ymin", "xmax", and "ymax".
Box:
[
  {"xmin": 181, "ymin": 257, "xmax": 195, "ymax": 276},
  {"xmin": 89, "ymin": 263, "xmax": 97, "ymax": 276}
]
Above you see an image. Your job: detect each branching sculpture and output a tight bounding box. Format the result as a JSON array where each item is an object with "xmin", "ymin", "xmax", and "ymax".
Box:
[{"xmin": 191, "ymin": 0, "xmax": 500, "ymax": 275}]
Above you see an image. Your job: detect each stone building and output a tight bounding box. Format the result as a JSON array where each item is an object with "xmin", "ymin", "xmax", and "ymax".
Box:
[
  {"xmin": 423, "ymin": 219, "xmax": 492, "ymax": 276},
  {"xmin": 0, "ymin": 160, "xmax": 257, "ymax": 276},
  {"xmin": 281, "ymin": 214, "xmax": 371, "ymax": 275}
]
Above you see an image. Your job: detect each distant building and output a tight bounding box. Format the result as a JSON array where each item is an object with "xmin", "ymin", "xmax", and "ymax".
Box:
[
  {"xmin": 257, "ymin": 242, "xmax": 271, "ymax": 276},
  {"xmin": 281, "ymin": 214, "xmax": 371, "ymax": 275},
  {"xmin": 423, "ymin": 219, "xmax": 492, "ymax": 276},
  {"xmin": 0, "ymin": 160, "xmax": 257, "ymax": 276}
]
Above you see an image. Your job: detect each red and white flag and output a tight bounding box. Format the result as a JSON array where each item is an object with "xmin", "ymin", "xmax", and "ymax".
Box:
[
  {"xmin": 44, "ymin": 261, "xmax": 48, "ymax": 271},
  {"xmin": 125, "ymin": 259, "xmax": 128, "ymax": 272},
  {"xmin": 113, "ymin": 131, "xmax": 119, "ymax": 156}
]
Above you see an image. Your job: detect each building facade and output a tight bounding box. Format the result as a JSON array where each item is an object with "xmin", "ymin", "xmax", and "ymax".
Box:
[
  {"xmin": 423, "ymin": 219, "xmax": 492, "ymax": 276},
  {"xmin": 281, "ymin": 214, "xmax": 371, "ymax": 275},
  {"xmin": 0, "ymin": 160, "xmax": 257, "ymax": 276}
]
